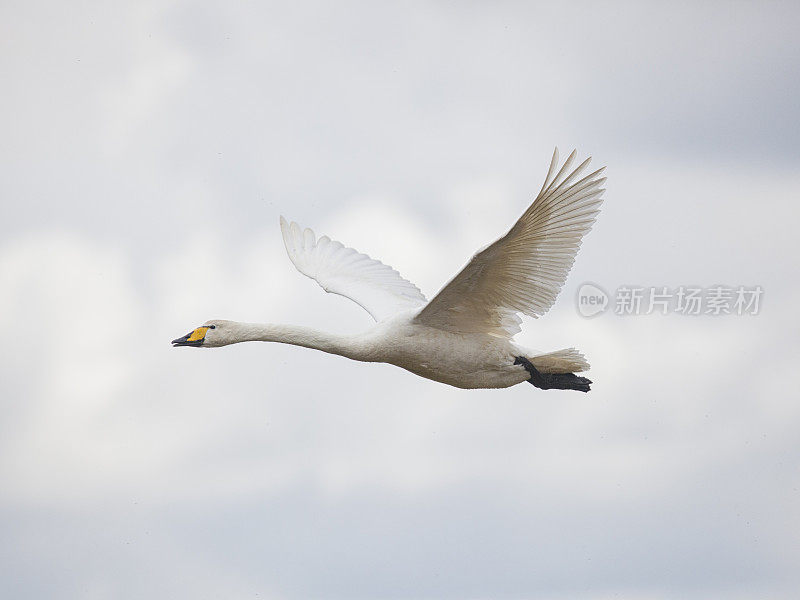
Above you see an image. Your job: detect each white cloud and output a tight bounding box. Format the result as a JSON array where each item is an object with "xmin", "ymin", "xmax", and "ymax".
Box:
[{"xmin": 2, "ymin": 1, "xmax": 799, "ymax": 598}]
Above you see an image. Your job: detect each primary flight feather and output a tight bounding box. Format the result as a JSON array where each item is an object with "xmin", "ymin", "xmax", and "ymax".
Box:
[{"xmin": 173, "ymin": 148, "xmax": 604, "ymax": 391}]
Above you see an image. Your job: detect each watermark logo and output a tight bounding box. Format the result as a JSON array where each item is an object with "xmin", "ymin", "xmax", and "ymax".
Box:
[
  {"xmin": 576, "ymin": 284, "xmax": 762, "ymax": 317},
  {"xmin": 576, "ymin": 282, "xmax": 610, "ymax": 317}
]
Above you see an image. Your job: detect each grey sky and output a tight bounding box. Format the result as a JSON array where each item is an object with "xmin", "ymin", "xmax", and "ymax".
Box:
[{"xmin": 2, "ymin": 1, "xmax": 799, "ymax": 598}]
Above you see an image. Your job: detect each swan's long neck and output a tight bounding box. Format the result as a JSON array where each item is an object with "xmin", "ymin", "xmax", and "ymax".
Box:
[{"xmin": 229, "ymin": 322, "xmax": 371, "ymax": 361}]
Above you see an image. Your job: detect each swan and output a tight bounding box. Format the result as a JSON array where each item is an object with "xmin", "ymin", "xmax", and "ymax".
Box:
[{"xmin": 173, "ymin": 148, "xmax": 605, "ymax": 391}]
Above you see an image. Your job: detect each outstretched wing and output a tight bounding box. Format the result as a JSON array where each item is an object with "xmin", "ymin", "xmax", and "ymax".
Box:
[
  {"xmin": 413, "ymin": 148, "xmax": 605, "ymax": 338},
  {"xmin": 280, "ymin": 216, "xmax": 427, "ymax": 322}
]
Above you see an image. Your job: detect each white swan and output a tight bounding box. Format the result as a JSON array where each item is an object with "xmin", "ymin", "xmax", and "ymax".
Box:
[{"xmin": 173, "ymin": 148, "xmax": 605, "ymax": 391}]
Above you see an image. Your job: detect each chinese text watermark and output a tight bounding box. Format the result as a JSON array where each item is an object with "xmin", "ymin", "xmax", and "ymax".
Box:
[{"xmin": 576, "ymin": 283, "xmax": 762, "ymax": 317}]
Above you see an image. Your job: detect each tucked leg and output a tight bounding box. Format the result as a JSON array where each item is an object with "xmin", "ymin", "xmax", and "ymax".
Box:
[{"xmin": 514, "ymin": 356, "xmax": 592, "ymax": 393}]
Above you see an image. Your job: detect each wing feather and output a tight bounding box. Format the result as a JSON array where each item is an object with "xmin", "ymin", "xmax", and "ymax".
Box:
[
  {"xmin": 280, "ymin": 217, "xmax": 426, "ymax": 321},
  {"xmin": 413, "ymin": 148, "xmax": 605, "ymax": 338}
]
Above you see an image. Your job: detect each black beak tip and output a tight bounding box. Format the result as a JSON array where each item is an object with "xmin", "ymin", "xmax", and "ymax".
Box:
[{"xmin": 172, "ymin": 332, "xmax": 203, "ymax": 347}]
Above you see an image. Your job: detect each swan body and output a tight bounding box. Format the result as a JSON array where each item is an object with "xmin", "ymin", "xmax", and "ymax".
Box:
[{"xmin": 173, "ymin": 149, "xmax": 605, "ymax": 392}]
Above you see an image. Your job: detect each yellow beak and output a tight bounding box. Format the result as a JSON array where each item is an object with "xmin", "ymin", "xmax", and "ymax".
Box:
[{"xmin": 172, "ymin": 326, "xmax": 208, "ymax": 347}]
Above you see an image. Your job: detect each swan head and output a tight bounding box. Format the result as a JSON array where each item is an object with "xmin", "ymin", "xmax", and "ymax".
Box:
[{"xmin": 171, "ymin": 320, "xmax": 235, "ymax": 348}]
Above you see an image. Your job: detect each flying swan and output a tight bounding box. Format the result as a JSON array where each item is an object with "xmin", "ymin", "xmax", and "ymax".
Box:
[{"xmin": 173, "ymin": 149, "xmax": 605, "ymax": 391}]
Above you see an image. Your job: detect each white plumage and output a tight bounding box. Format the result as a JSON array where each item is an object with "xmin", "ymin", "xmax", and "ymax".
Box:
[
  {"xmin": 173, "ymin": 149, "xmax": 605, "ymax": 392},
  {"xmin": 415, "ymin": 149, "xmax": 604, "ymax": 338},
  {"xmin": 280, "ymin": 216, "xmax": 427, "ymax": 321}
]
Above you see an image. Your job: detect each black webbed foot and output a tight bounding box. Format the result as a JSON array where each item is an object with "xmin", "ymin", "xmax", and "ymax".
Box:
[{"xmin": 514, "ymin": 356, "xmax": 592, "ymax": 392}]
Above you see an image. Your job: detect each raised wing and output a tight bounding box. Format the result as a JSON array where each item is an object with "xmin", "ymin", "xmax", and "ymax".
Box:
[
  {"xmin": 280, "ymin": 216, "xmax": 427, "ymax": 321},
  {"xmin": 414, "ymin": 148, "xmax": 605, "ymax": 338}
]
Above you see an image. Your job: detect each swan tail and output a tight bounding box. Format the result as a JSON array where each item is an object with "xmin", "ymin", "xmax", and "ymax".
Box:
[
  {"xmin": 514, "ymin": 351, "xmax": 592, "ymax": 393},
  {"xmin": 529, "ymin": 347, "xmax": 590, "ymax": 374}
]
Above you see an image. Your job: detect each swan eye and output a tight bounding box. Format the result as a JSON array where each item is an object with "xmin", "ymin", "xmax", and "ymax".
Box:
[{"xmin": 209, "ymin": 325, "xmax": 216, "ymax": 329}]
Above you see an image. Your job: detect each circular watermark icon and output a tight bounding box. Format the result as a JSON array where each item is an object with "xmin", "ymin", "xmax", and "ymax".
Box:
[{"xmin": 576, "ymin": 282, "xmax": 609, "ymax": 317}]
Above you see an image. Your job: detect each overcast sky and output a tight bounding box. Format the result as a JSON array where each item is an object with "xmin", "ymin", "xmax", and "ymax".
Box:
[{"xmin": 2, "ymin": 1, "xmax": 800, "ymax": 598}]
